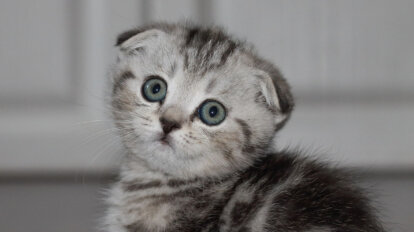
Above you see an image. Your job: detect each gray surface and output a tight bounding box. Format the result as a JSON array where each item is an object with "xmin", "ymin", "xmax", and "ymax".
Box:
[
  {"xmin": 0, "ymin": 176, "xmax": 110, "ymax": 232},
  {"xmin": 358, "ymin": 174, "xmax": 414, "ymax": 232},
  {"xmin": 0, "ymin": 173, "xmax": 413, "ymax": 232}
]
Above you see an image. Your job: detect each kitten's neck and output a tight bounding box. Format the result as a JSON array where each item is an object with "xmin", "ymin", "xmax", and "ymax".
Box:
[
  {"xmin": 120, "ymin": 156, "xmax": 170, "ymax": 181},
  {"xmin": 119, "ymin": 154, "xmax": 237, "ymax": 185}
]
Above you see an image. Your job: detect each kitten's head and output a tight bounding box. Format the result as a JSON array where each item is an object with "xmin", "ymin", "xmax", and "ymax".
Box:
[{"xmin": 112, "ymin": 23, "xmax": 294, "ymax": 178}]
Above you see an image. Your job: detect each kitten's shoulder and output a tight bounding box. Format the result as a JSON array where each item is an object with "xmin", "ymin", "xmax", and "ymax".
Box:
[{"xmin": 237, "ymin": 151, "xmax": 385, "ymax": 231}]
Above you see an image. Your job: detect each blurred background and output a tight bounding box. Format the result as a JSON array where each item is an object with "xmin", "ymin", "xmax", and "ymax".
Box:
[{"xmin": 1, "ymin": 0, "xmax": 413, "ymax": 231}]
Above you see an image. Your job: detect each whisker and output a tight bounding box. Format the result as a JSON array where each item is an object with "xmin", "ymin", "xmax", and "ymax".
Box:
[{"xmin": 81, "ymin": 128, "xmax": 120, "ymax": 146}]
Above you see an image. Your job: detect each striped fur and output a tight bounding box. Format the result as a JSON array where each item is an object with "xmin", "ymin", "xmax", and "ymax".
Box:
[{"xmin": 105, "ymin": 23, "xmax": 384, "ymax": 232}]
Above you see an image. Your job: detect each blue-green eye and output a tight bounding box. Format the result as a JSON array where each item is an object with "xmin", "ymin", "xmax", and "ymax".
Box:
[
  {"xmin": 198, "ymin": 100, "xmax": 226, "ymax": 126},
  {"xmin": 142, "ymin": 77, "xmax": 167, "ymax": 102}
]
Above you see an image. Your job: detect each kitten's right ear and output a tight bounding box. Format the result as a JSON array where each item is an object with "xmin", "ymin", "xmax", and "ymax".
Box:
[
  {"xmin": 115, "ymin": 28, "xmax": 166, "ymax": 53},
  {"xmin": 116, "ymin": 29, "xmax": 144, "ymax": 46}
]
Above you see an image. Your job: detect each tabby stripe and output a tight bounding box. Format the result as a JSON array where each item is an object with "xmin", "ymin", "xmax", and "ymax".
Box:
[
  {"xmin": 125, "ymin": 183, "xmax": 206, "ymax": 205},
  {"xmin": 231, "ymin": 190, "xmax": 266, "ymax": 229},
  {"xmin": 124, "ymin": 222, "xmax": 146, "ymax": 232},
  {"xmin": 113, "ymin": 71, "xmax": 135, "ymax": 94},
  {"xmin": 185, "ymin": 28, "xmax": 199, "ymax": 45},
  {"xmin": 167, "ymin": 62, "xmax": 177, "ymax": 78},
  {"xmin": 219, "ymin": 42, "xmax": 237, "ymax": 67},
  {"xmin": 123, "ymin": 180, "xmax": 162, "ymax": 192},
  {"xmin": 167, "ymin": 178, "xmax": 200, "ymax": 187},
  {"xmin": 235, "ymin": 118, "xmax": 255, "ymax": 153},
  {"xmin": 205, "ymin": 78, "xmax": 217, "ymax": 93}
]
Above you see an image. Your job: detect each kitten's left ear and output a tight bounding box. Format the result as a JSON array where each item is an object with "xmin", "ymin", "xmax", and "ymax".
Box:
[{"xmin": 255, "ymin": 64, "xmax": 294, "ymax": 129}]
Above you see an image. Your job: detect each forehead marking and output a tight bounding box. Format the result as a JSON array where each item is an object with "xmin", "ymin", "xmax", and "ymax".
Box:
[
  {"xmin": 167, "ymin": 61, "xmax": 177, "ymax": 78},
  {"xmin": 205, "ymin": 78, "xmax": 218, "ymax": 94},
  {"xmin": 181, "ymin": 27, "xmax": 239, "ymax": 75},
  {"xmin": 219, "ymin": 41, "xmax": 237, "ymax": 67},
  {"xmin": 185, "ymin": 28, "xmax": 199, "ymax": 45}
]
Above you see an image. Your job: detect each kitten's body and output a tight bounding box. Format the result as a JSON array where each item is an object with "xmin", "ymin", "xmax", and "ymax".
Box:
[
  {"xmin": 106, "ymin": 152, "xmax": 381, "ymax": 232},
  {"xmin": 105, "ymin": 23, "xmax": 384, "ymax": 232}
]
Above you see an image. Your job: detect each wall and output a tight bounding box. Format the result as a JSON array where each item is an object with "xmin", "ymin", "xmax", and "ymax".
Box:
[{"xmin": 0, "ymin": 0, "xmax": 413, "ymax": 231}]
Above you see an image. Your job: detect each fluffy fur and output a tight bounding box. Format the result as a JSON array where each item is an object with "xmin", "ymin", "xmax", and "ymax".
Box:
[{"xmin": 104, "ymin": 23, "xmax": 384, "ymax": 232}]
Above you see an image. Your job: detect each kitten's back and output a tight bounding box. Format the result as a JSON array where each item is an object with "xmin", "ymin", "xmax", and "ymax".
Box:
[{"xmin": 224, "ymin": 151, "xmax": 385, "ymax": 231}]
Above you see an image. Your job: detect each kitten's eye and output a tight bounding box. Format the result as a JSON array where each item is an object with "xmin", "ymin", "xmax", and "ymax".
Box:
[
  {"xmin": 142, "ymin": 76, "xmax": 167, "ymax": 102},
  {"xmin": 198, "ymin": 100, "xmax": 226, "ymax": 126}
]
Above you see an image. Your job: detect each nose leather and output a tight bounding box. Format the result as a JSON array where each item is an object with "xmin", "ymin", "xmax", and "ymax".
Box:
[
  {"xmin": 159, "ymin": 106, "xmax": 185, "ymax": 134},
  {"xmin": 160, "ymin": 117, "xmax": 181, "ymax": 134}
]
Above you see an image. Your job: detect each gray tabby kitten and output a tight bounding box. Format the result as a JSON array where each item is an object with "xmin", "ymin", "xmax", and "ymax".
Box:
[{"xmin": 105, "ymin": 23, "xmax": 384, "ymax": 232}]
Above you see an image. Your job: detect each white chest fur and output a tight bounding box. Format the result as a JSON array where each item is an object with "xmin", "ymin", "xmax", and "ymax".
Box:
[{"xmin": 105, "ymin": 181, "xmax": 179, "ymax": 232}]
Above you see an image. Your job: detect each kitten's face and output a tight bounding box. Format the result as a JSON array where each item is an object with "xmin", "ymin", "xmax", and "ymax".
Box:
[{"xmin": 112, "ymin": 25, "xmax": 293, "ymax": 178}]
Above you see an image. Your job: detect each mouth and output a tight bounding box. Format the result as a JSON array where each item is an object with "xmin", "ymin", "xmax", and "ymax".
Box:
[{"xmin": 159, "ymin": 134, "xmax": 171, "ymax": 146}]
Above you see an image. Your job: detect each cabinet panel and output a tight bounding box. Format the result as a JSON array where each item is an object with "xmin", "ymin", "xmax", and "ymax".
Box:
[
  {"xmin": 1, "ymin": 0, "xmax": 413, "ymax": 172},
  {"xmin": 0, "ymin": 0, "xmax": 143, "ymax": 172},
  {"xmin": 210, "ymin": 0, "xmax": 414, "ymax": 97},
  {"xmin": 0, "ymin": 0, "xmax": 73, "ymax": 101}
]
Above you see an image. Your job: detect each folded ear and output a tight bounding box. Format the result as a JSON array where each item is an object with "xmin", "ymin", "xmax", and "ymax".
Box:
[
  {"xmin": 255, "ymin": 64, "xmax": 294, "ymax": 130},
  {"xmin": 115, "ymin": 28, "xmax": 167, "ymax": 54},
  {"xmin": 116, "ymin": 28, "xmax": 144, "ymax": 46}
]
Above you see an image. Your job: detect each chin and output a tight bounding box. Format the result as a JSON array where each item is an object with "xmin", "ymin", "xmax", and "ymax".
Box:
[{"xmin": 132, "ymin": 144, "xmax": 223, "ymax": 178}]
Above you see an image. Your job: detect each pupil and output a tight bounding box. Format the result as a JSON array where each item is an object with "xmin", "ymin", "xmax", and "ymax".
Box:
[
  {"xmin": 152, "ymin": 83, "xmax": 161, "ymax": 94},
  {"xmin": 209, "ymin": 106, "xmax": 218, "ymax": 117}
]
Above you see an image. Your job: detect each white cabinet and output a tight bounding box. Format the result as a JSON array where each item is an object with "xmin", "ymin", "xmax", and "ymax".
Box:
[
  {"xmin": 0, "ymin": 0, "xmax": 142, "ymax": 173},
  {"xmin": 209, "ymin": 0, "xmax": 414, "ymax": 97},
  {"xmin": 1, "ymin": 0, "xmax": 413, "ymax": 173}
]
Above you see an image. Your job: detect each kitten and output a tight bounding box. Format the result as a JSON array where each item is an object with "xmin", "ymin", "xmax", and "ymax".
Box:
[{"xmin": 105, "ymin": 23, "xmax": 384, "ymax": 232}]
